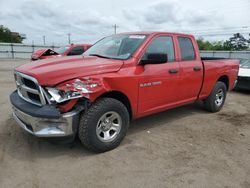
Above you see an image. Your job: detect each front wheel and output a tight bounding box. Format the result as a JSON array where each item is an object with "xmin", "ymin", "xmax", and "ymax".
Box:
[
  {"xmin": 78, "ymin": 98, "xmax": 130, "ymax": 152},
  {"xmin": 204, "ymin": 81, "xmax": 227, "ymax": 112}
]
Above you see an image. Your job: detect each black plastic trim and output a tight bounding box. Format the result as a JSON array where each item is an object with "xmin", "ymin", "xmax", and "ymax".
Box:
[{"xmin": 235, "ymin": 77, "xmax": 250, "ymax": 90}]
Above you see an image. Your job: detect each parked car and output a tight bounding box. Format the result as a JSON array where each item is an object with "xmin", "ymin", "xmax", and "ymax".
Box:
[
  {"xmin": 235, "ymin": 59, "xmax": 250, "ymax": 90},
  {"xmin": 10, "ymin": 32, "xmax": 239, "ymax": 152},
  {"xmin": 31, "ymin": 43, "xmax": 92, "ymax": 61}
]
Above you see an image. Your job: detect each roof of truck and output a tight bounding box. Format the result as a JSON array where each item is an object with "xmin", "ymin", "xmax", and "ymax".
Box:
[
  {"xmin": 66, "ymin": 43, "xmax": 92, "ymax": 47},
  {"xmin": 118, "ymin": 31, "xmax": 194, "ymax": 37}
]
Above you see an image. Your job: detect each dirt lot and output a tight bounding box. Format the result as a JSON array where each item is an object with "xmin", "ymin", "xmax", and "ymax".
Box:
[{"xmin": 0, "ymin": 59, "xmax": 250, "ymax": 188}]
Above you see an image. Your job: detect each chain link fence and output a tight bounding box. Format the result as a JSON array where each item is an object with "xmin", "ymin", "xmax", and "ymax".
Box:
[
  {"xmin": 200, "ymin": 50, "xmax": 250, "ymax": 59},
  {"xmin": 0, "ymin": 43, "xmax": 60, "ymax": 59},
  {"xmin": 0, "ymin": 43, "xmax": 249, "ymax": 60}
]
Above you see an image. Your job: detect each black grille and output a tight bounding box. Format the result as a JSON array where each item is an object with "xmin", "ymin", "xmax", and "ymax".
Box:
[
  {"xmin": 27, "ymin": 92, "xmax": 41, "ymax": 103},
  {"xmin": 23, "ymin": 78, "xmax": 38, "ymax": 89}
]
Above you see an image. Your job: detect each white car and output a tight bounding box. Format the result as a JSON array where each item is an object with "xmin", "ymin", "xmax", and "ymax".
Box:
[{"xmin": 235, "ymin": 59, "xmax": 250, "ymax": 90}]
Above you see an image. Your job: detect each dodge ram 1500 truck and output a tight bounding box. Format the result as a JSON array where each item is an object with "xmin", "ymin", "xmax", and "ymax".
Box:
[{"xmin": 10, "ymin": 32, "xmax": 239, "ymax": 152}]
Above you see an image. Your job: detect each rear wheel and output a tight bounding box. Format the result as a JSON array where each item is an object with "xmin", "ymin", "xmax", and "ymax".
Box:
[
  {"xmin": 78, "ymin": 98, "xmax": 130, "ymax": 152},
  {"xmin": 204, "ymin": 81, "xmax": 227, "ymax": 112}
]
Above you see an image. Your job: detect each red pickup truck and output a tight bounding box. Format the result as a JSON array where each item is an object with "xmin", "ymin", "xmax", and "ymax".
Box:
[
  {"xmin": 31, "ymin": 43, "xmax": 92, "ymax": 61},
  {"xmin": 10, "ymin": 32, "xmax": 239, "ymax": 152}
]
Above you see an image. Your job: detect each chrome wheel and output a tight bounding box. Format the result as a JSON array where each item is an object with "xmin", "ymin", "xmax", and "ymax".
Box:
[
  {"xmin": 96, "ymin": 111, "xmax": 122, "ymax": 142},
  {"xmin": 215, "ymin": 89, "xmax": 224, "ymax": 106}
]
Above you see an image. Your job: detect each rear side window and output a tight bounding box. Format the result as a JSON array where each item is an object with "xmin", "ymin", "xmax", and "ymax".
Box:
[
  {"xmin": 178, "ymin": 37, "xmax": 195, "ymax": 61},
  {"xmin": 144, "ymin": 36, "xmax": 175, "ymax": 62},
  {"xmin": 67, "ymin": 46, "xmax": 85, "ymax": 56}
]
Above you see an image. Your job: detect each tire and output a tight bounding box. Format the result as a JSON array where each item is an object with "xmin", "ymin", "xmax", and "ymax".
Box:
[
  {"xmin": 78, "ymin": 98, "xmax": 130, "ymax": 152},
  {"xmin": 204, "ymin": 81, "xmax": 227, "ymax": 113}
]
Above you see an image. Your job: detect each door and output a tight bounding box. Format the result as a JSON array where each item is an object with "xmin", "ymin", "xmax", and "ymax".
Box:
[
  {"xmin": 177, "ymin": 36, "xmax": 203, "ymax": 103},
  {"xmin": 138, "ymin": 36, "xmax": 180, "ymax": 116}
]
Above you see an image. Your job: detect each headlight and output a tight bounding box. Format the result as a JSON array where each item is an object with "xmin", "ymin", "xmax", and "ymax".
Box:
[
  {"xmin": 47, "ymin": 87, "xmax": 82, "ymax": 103},
  {"xmin": 46, "ymin": 78, "xmax": 101, "ymax": 103}
]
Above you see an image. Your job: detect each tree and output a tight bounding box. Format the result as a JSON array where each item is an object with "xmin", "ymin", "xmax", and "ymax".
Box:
[
  {"xmin": 212, "ymin": 41, "xmax": 225, "ymax": 50},
  {"xmin": 197, "ymin": 38, "xmax": 224, "ymax": 51},
  {"xmin": 197, "ymin": 33, "xmax": 250, "ymax": 51},
  {"xmin": 0, "ymin": 25, "xmax": 23, "ymax": 43},
  {"xmin": 223, "ymin": 33, "xmax": 249, "ymax": 51}
]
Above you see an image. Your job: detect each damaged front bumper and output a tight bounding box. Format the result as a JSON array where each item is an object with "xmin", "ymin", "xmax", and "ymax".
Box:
[{"xmin": 10, "ymin": 91, "xmax": 82, "ymax": 137}]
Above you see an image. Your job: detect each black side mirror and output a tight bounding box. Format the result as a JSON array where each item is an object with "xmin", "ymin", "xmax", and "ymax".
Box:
[{"xmin": 140, "ymin": 53, "xmax": 168, "ymax": 65}]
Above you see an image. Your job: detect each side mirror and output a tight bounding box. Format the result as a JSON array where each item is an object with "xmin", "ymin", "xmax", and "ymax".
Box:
[{"xmin": 140, "ymin": 53, "xmax": 168, "ymax": 65}]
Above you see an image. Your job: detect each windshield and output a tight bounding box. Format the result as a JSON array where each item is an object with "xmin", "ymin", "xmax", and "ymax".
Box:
[
  {"xmin": 56, "ymin": 46, "xmax": 70, "ymax": 54},
  {"xmin": 240, "ymin": 59, "xmax": 250, "ymax": 69},
  {"xmin": 84, "ymin": 34, "xmax": 147, "ymax": 60}
]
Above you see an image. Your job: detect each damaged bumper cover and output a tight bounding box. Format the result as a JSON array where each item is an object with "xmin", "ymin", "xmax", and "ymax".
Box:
[{"xmin": 10, "ymin": 91, "xmax": 82, "ymax": 137}]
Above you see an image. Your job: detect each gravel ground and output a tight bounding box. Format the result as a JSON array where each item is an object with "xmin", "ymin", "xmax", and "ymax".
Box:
[{"xmin": 0, "ymin": 59, "xmax": 250, "ymax": 188}]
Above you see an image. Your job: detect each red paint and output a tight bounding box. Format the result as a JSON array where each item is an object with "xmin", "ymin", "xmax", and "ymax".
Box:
[
  {"xmin": 16, "ymin": 32, "xmax": 239, "ymax": 118},
  {"xmin": 58, "ymin": 99, "xmax": 78, "ymax": 112}
]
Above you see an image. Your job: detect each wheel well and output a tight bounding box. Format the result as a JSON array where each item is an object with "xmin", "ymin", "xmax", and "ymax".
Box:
[
  {"xmin": 97, "ymin": 91, "xmax": 133, "ymax": 119},
  {"xmin": 218, "ymin": 75, "xmax": 229, "ymax": 90}
]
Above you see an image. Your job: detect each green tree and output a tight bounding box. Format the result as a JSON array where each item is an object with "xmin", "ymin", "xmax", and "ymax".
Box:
[
  {"xmin": 0, "ymin": 25, "xmax": 23, "ymax": 43},
  {"xmin": 197, "ymin": 38, "xmax": 212, "ymax": 50},
  {"xmin": 212, "ymin": 41, "xmax": 224, "ymax": 50},
  {"xmin": 197, "ymin": 33, "xmax": 250, "ymax": 51},
  {"xmin": 197, "ymin": 38, "xmax": 224, "ymax": 51},
  {"xmin": 223, "ymin": 33, "xmax": 249, "ymax": 50}
]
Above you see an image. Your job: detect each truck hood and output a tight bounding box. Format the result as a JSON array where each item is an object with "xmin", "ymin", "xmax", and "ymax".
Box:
[
  {"xmin": 31, "ymin": 49, "xmax": 60, "ymax": 60},
  {"xmin": 15, "ymin": 55, "xmax": 124, "ymax": 86}
]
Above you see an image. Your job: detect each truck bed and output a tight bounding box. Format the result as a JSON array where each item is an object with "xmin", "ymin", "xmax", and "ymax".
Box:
[{"xmin": 199, "ymin": 58, "xmax": 239, "ymax": 100}]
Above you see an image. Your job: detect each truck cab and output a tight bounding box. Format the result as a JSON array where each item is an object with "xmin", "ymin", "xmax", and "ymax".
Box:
[{"xmin": 10, "ymin": 32, "xmax": 239, "ymax": 152}]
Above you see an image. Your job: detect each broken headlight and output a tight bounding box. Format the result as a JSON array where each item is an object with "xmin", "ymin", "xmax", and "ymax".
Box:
[{"xmin": 46, "ymin": 78, "xmax": 101, "ymax": 103}]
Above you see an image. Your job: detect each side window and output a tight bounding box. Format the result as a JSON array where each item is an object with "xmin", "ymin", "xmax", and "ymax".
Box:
[
  {"xmin": 178, "ymin": 37, "xmax": 195, "ymax": 61},
  {"xmin": 144, "ymin": 36, "xmax": 175, "ymax": 62},
  {"xmin": 67, "ymin": 46, "xmax": 85, "ymax": 56}
]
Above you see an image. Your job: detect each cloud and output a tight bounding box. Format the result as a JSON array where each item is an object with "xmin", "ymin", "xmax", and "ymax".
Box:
[
  {"xmin": 23, "ymin": 2, "xmax": 56, "ymax": 18},
  {"xmin": 0, "ymin": 0, "xmax": 121, "ymax": 44},
  {"xmin": 0, "ymin": 0, "xmax": 247, "ymax": 44},
  {"xmin": 122, "ymin": 0, "xmax": 223, "ymax": 32},
  {"xmin": 144, "ymin": 1, "xmax": 179, "ymax": 24}
]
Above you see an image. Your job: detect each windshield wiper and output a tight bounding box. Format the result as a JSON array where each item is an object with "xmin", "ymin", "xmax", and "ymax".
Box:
[{"xmin": 88, "ymin": 54, "xmax": 111, "ymax": 59}]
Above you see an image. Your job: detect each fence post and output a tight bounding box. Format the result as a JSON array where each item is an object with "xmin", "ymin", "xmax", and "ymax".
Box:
[
  {"xmin": 10, "ymin": 43, "xmax": 14, "ymax": 59},
  {"xmin": 32, "ymin": 44, "xmax": 35, "ymax": 52}
]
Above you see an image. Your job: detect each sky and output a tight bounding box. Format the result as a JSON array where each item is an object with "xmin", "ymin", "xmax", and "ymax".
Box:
[{"xmin": 0, "ymin": 0, "xmax": 249, "ymax": 46}]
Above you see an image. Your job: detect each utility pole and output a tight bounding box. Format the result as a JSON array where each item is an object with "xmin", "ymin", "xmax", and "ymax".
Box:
[
  {"xmin": 113, "ymin": 24, "xmax": 118, "ymax": 34},
  {"xmin": 32, "ymin": 40, "xmax": 34, "ymax": 52},
  {"xmin": 68, "ymin": 33, "xmax": 71, "ymax": 44},
  {"xmin": 43, "ymin": 35, "xmax": 46, "ymax": 45}
]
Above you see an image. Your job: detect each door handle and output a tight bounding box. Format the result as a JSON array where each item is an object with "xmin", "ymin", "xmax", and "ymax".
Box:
[
  {"xmin": 169, "ymin": 69, "xmax": 178, "ymax": 74},
  {"xmin": 193, "ymin": 66, "xmax": 201, "ymax": 71}
]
